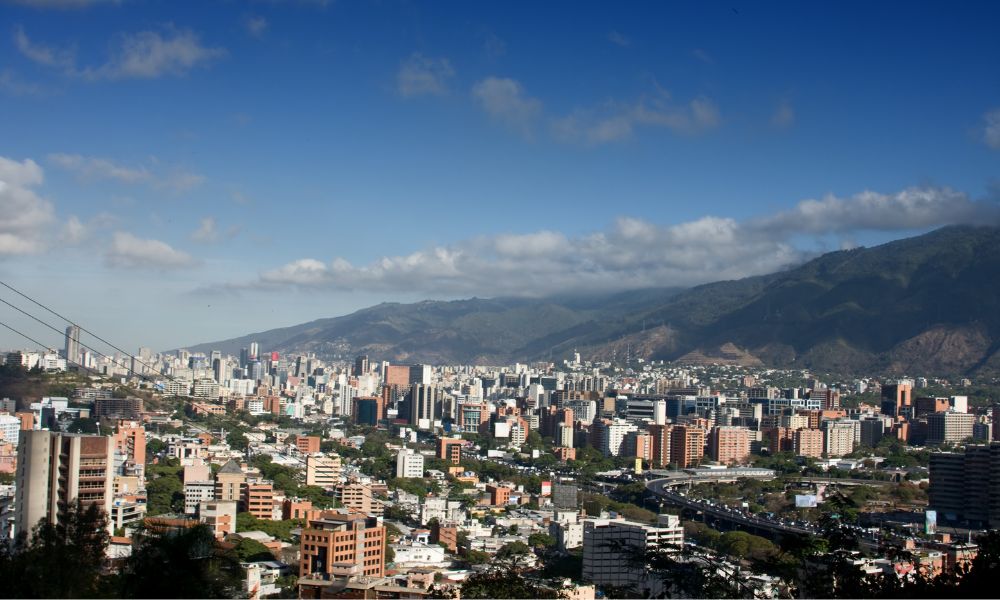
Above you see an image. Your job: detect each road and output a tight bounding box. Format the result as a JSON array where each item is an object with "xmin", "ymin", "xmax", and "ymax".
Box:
[{"xmin": 646, "ymin": 477, "xmax": 818, "ymax": 537}]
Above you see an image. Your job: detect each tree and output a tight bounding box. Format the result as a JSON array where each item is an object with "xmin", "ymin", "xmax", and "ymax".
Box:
[
  {"xmin": 496, "ymin": 540, "xmax": 530, "ymax": 562},
  {"xmin": 145, "ymin": 468, "xmax": 184, "ymax": 516},
  {"xmin": 115, "ymin": 524, "xmax": 242, "ymax": 598},
  {"xmin": 146, "ymin": 438, "xmax": 166, "ymax": 459},
  {"xmin": 0, "ymin": 499, "xmax": 110, "ymax": 598},
  {"xmin": 235, "ymin": 513, "xmax": 303, "ymax": 543},
  {"xmin": 527, "ymin": 532, "xmax": 556, "ymax": 549},
  {"xmin": 463, "ymin": 549, "xmax": 491, "ymax": 565},
  {"xmin": 460, "ymin": 565, "xmax": 560, "ymax": 599},
  {"xmin": 232, "ymin": 537, "xmax": 274, "ymax": 562}
]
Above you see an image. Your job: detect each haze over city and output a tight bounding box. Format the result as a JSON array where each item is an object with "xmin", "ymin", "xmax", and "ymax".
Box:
[{"xmin": 0, "ymin": 0, "xmax": 999, "ymax": 351}]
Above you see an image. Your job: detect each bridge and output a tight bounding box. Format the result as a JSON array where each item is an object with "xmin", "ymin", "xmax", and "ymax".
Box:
[
  {"xmin": 646, "ymin": 477, "xmax": 818, "ymax": 541},
  {"xmin": 646, "ymin": 467, "xmax": 778, "ymax": 487}
]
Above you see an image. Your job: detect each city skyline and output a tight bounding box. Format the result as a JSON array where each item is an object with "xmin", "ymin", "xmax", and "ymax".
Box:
[{"xmin": 1, "ymin": 0, "xmax": 999, "ymax": 351}]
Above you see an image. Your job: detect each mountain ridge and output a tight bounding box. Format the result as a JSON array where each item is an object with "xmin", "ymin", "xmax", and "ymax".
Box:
[{"xmin": 185, "ymin": 225, "xmax": 1000, "ymax": 376}]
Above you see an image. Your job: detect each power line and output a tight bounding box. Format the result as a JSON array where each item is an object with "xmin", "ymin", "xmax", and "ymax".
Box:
[
  {"xmin": 0, "ymin": 285, "xmax": 318, "ymax": 469},
  {"xmin": 0, "ymin": 279, "xmax": 166, "ymax": 382},
  {"xmin": 0, "ymin": 295, "xmax": 147, "ymax": 382}
]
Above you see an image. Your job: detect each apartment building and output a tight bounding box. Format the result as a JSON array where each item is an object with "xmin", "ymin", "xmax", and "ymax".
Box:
[
  {"xmin": 583, "ymin": 514, "xmax": 684, "ymax": 596},
  {"xmin": 15, "ymin": 431, "xmax": 115, "ymax": 537},
  {"xmin": 299, "ymin": 513, "xmax": 386, "ymax": 579}
]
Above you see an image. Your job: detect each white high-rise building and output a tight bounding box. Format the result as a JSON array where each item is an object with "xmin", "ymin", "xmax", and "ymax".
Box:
[
  {"xmin": 0, "ymin": 414, "xmax": 20, "ymax": 447},
  {"xmin": 557, "ymin": 423, "xmax": 575, "ymax": 448},
  {"xmin": 396, "ymin": 447, "xmax": 424, "ymax": 479},
  {"xmin": 601, "ymin": 419, "xmax": 638, "ymax": 457},
  {"xmin": 583, "ymin": 514, "xmax": 684, "ymax": 596},
  {"xmin": 64, "ymin": 325, "xmax": 81, "ymax": 366}
]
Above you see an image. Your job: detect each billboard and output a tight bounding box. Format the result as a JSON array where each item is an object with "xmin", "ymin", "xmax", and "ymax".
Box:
[
  {"xmin": 540, "ymin": 481, "xmax": 552, "ymax": 497},
  {"xmin": 925, "ymin": 510, "xmax": 937, "ymax": 535},
  {"xmin": 795, "ymin": 494, "xmax": 818, "ymax": 508}
]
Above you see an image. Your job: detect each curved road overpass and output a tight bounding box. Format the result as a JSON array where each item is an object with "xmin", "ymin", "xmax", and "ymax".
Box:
[{"xmin": 646, "ymin": 476, "xmax": 818, "ymax": 539}]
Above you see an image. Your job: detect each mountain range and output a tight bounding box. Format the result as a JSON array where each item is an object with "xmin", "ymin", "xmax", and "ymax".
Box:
[{"xmin": 187, "ymin": 225, "xmax": 1000, "ymax": 376}]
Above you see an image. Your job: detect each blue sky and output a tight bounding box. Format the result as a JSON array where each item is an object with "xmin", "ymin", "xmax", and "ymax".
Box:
[{"xmin": 0, "ymin": 0, "xmax": 999, "ymax": 352}]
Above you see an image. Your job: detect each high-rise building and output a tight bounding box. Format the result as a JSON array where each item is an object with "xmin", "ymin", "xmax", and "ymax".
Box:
[
  {"xmin": 93, "ymin": 396, "xmax": 144, "ymax": 420},
  {"xmin": 929, "ymin": 443, "xmax": 1000, "ymax": 528},
  {"xmin": 409, "ymin": 364, "xmax": 432, "ymax": 385},
  {"xmin": 299, "ymin": 513, "xmax": 386, "ymax": 579},
  {"xmin": 793, "ymin": 428, "xmax": 824, "ymax": 458},
  {"xmin": 63, "ymin": 325, "xmax": 81, "ymax": 366},
  {"xmin": 599, "ymin": 419, "xmax": 639, "ymax": 457},
  {"xmin": 409, "ymin": 383, "xmax": 439, "ymax": 428},
  {"xmin": 436, "ymin": 437, "xmax": 464, "ymax": 464},
  {"xmin": 670, "ymin": 425, "xmax": 705, "ymax": 468},
  {"xmin": 15, "ymin": 431, "xmax": 114, "ymax": 537},
  {"xmin": 648, "ymin": 424, "xmax": 673, "ymax": 468},
  {"xmin": 184, "ymin": 481, "xmax": 215, "ymax": 515},
  {"xmin": 295, "ymin": 435, "xmax": 321, "ymax": 454},
  {"xmin": 241, "ymin": 482, "xmax": 274, "ymax": 520},
  {"xmin": 384, "ymin": 365, "xmax": 411, "ymax": 387},
  {"xmin": 396, "ymin": 447, "xmax": 424, "ymax": 479},
  {"xmin": 113, "ymin": 420, "xmax": 146, "ymax": 469},
  {"xmin": 709, "ymin": 426, "xmax": 750, "ymax": 465},
  {"xmin": 353, "ymin": 355, "xmax": 369, "ymax": 377},
  {"xmin": 215, "ymin": 459, "xmax": 246, "ymax": 502},
  {"xmin": 552, "ymin": 483, "xmax": 578, "ymax": 509},
  {"xmin": 583, "ymin": 515, "xmax": 684, "ymax": 596},
  {"xmin": 556, "ymin": 423, "xmax": 575, "ymax": 448},
  {"xmin": 0, "ymin": 414, "xmax": 20, "ymax": 448},
  {"xmin": 306, "ymin": 454, "xmax": 341, "ymax": 488},
  {"xmin": 334, "ymin": 481, "xmax": 384, "ymax": 516},
  {"xmin": 352, "ymin": 396, "xmax": 383, "ymax": 425},
  {"xmin": 859, "ymin": 418, "xmax": 886, "ymax": 448},
  {"xmin": 823, "ymin": 421, "xmax": 857, "ymax": 457},
  {"xmin": 456, "ymin": 400, "xmax": 490, "ymax": 433},
  {"xmin": 926, "ymin": 411, "xmax": 976, "ymax": 445},
  {"xmin": 881, "ymin": 383, "xmax": 913, "ymax": 418}
]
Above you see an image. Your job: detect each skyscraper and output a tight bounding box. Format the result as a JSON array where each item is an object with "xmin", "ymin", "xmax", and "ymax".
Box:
[
  {"xmin": 353, "ymin": 355, "xmax": 369, "ymax": 377},
  {"xmin": 63, "ymin": 324, "xmax": 80, "ymax": 366},
  {"xmin": 15, "ymin": 430, "xmax": 115, "ymax": 537},
  {"xmin": 409, "ymin": 383, "xmax": 439, "ymax": 428}
]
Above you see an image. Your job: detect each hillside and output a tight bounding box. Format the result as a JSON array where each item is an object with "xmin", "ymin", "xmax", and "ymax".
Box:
[{"xmin": 187, "ymin": 226, "xmax": 1000, "ymax": 376}]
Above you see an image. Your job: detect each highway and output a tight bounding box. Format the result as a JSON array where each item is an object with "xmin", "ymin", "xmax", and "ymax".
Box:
[{"xmin": 645, "ymin": 477, "xmax": 818, "ymax": 537}]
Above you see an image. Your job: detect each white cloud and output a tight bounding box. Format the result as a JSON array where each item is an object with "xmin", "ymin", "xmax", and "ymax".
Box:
[
  {"xmin": 0, "ymin": 155, "xmax": 54, "ymax": 255},
  {"xmin": 47, "ymin": 153, "xmax": 203, "ymax": 192},
  {"xmin": 771, "ymin": 100, "xmax": 795, "ymax": 129},
  {"xmin": 225, "ymin": 185, "xmax": 1000, "ymax": 297},
  {"xmin": 397, "ymin": 53, "xmax": 454, "ymax": 97},
  {"xmin": 984, "ymin": 108, "xmax": 1000, "ymax": 150},
  {"xmin": 472, "ymin": 77, "xmax": 542, "ymax": 135},
  {"xmin": 105, "ymin": 231, "xmax": 196, "ymax": 269},
  {"xmin": 607, "ymin": 30, "xmax": 630, "ymax": 47},
  {"xmin": 751, "ymin": 186, "xmax": 1000, "ymax": 235},
  {"xmin": 245, "ymin": 15, "xmax": 269, "ymax": 38},
  {"xmin": 14, "ymin": 26, "xmax": 225, "ymax": 80},
  {"xmin": 190, "ymin": 217, "xmax": 218, "ymax": 243},
  {"xmin": 552, "ymin": 91, "xmax": 720, "ymax": 145},
  {"xmin": 59, "ymin": 212, "xmax": 116, "ymax": 244},
  {"xmin": 82, "ymin": 28, "xmax": 226, "ymax": 80},
  {"xmin": 13, "ymin": 26, "xmax": 76, "ymax": 70},
  {"xmin": 48, "ymin": 153, "xmax": 149, "ymax": 183}
]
